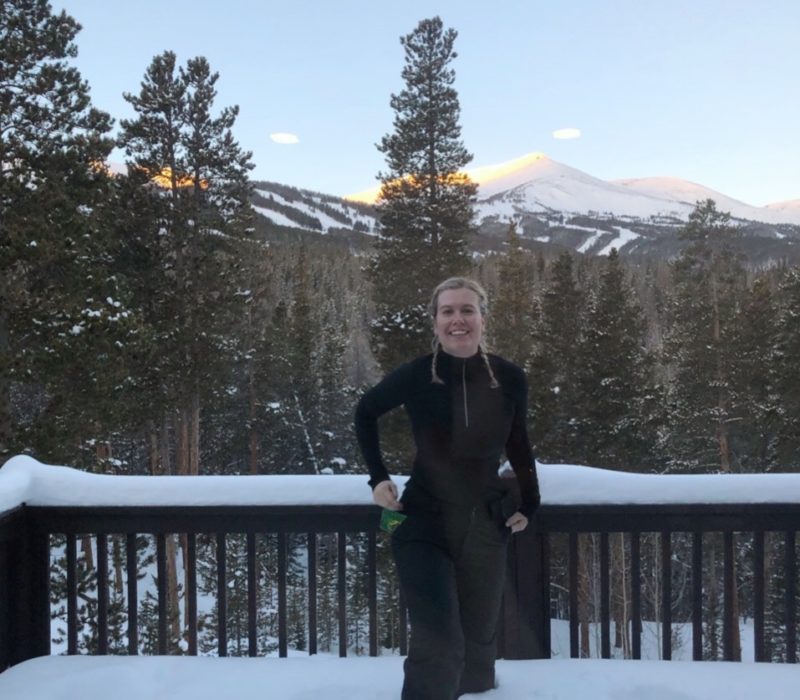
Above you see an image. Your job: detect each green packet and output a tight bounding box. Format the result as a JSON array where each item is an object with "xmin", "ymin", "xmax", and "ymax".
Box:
[{"xmin": 379, "ymin": 508, "xmax": 407, "ymax": 534}]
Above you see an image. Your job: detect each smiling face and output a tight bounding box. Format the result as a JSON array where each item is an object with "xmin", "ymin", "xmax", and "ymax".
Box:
[{"xmin": 433, "ymin": 287, "xmax": 485, "ymax": 358}]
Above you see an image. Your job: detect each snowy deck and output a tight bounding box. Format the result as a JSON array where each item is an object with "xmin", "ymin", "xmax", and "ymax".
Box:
[{"xmin": 0, "ymin": 655, "xmax": 797, "ymax": 700}]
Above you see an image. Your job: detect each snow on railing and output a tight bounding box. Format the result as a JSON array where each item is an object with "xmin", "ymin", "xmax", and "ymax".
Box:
[{"xmin": 3, "ymin": 455, "xmax": 800, "ymax": 516}]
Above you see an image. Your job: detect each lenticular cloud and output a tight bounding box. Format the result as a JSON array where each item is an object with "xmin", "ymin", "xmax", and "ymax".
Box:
[
  {"xmin": 270, "ymin": 132, "xmax": 300, "ymax": 144},
  {"xmin": 552, "ymin": 128, "xmax": 581, "ymax": 140}
]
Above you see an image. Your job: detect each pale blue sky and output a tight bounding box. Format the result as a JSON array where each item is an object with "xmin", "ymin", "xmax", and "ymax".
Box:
[{"xmin": 62, "ymin": 0, "xmax": 798, "ymax": 206}]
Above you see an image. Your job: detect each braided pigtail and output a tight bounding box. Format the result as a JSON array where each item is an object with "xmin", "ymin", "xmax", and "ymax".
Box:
[
  {"xmin": 431, "ymin": 342, "xmax": 445, "ymax": 384},
  {"xmin": 480, "ymin": 344, "xmax": 500, "ymax": 389}
]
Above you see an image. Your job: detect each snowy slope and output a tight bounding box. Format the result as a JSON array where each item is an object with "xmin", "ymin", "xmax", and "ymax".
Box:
[
  {"xmin": 613, "ymin": 176, "xmax": 799, "ymax": 225},
  {"xmin": 252, "ymin": 184, "xmax": 378, "ymax": 236},
  {"xmin": 474, "ymin": 155, "xmax": 800, "ymax": 225},
  {"xmin": 765, "ymin": 198, "xmax": 800, "ymax": 220}
]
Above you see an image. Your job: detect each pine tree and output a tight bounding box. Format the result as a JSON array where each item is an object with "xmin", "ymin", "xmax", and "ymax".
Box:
[
  {"xmin": 0, "ymin": 0, "xmax": 118, "ymax": 459},
  {"xmin": 662, "ymin": 200, "xmax": 747, "ymax": 474},
  {"xmin": 491, "ymin": 220, "xmax": 537, "ymax": 369},
  {"xmin": 118, "ymin": 50, "xmax": 255, "ymax": 478},
  {"xmin": 773, "ymin": 266, "xmax": 800, "ymax": 470},
  {"xmin": 575, "ymin": 249, "xmax": 655, "ymax": 471},
  {"xmin": 530, "ymin": 252, "xmax": 584, "ymax": 462},
  {"xmin": 369, "ymin": 16, "xmax": 477, "ymax": 373},
  {"xmin": 730, "ymin": 274, "xmax": 780, "ymax": 473}
]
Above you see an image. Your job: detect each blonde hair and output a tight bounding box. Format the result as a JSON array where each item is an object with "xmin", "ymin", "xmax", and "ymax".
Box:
[{"xmin": 429, "ymin": 277, "xmax": 499, "ymax": 388}]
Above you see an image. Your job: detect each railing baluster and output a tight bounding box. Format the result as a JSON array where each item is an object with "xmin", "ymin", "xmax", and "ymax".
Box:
[
  {"xmin": 156, "ymin": 534, "xmax": 167, "ymax": 655},
  {"xmin": 569, "ymin": 532, "xmax": 579, "ymax": 658},
  {"xmin": 247, "ymin": 532, "xmax": 257, "ymax": 657},
  {"xmin": 692, "ymin": 531, "xmax": 703, "ymax": 661},
  {"xmin": 307, "ymin": 532, "xmax": 317, "ymax": 655},
  {"xmin": 723, "ymin": 531, "xmax": 735, "ymax": 661},
  {"xmin": 0, "ymin": 539, "xmax": 8, "ymax": 668},
  {"xmin": 753, "ymin": 531, "xmax": 765, "ymax": 662},
  {"xmin": 66, "ymin": 534, "xmax": 77, "ymax": 655},
  {"xmin": 338, "ymin": 531, "xmax": 347, "ymax": 658},
  {"xmin": 187, "ymin": 533, "xmax": 197, "ymax": 656},
  {"xmin": 96, "ymin": 533, "xmax": 108, "ymax": 654},
  {"xmin": 217, "ymin": 533, "xmax": 227, "ymax": 657},
  {"xmin": 661, "ymin": 531, "xmax": 672, "ymax": 660},
  {"xmin": 785, "ymin": 530, "xmax": 797, "ymax": 663},
  {"xmin": 277, "ymin": 532, "xmax": 287, "ymax": 658},
  {"xmin": 542, "ymin": 532, "xmax": 551, "ymax": 657},
  {"xmin": 368, "ymin": 530, "xmax": 377, "ymax": 657},
  {"xmin": 631, "ymin": 532, "xmax": 641, "ymax": 660},
  {"xmin": 399, "ymin": 584, "xmax": 408, "ymax": 656},
  {"xmin": 600, "ymin": 532, "xmax": 610, "ymax": 659},
  {"xmin": 126, "ymin": 534, "xmax": 138, "ymax": 655}
]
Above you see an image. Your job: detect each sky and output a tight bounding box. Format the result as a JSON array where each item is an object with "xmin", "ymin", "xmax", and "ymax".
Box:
[{"xmin": 58, "ymin": 1, "xmax": 799, "ymax": 207}]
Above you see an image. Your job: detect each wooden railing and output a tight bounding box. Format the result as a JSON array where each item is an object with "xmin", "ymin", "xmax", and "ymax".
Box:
[
  {"xmin": 2, "ymin": 486, "xmax": 800, "ymax": 670},
  {"xmin": 538, "ymin": 503, "xmax": 800, "ymax": 663}
]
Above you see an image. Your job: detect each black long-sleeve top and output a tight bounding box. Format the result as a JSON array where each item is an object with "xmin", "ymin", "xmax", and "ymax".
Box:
[{"xmin": 354, "ymin": 350, "xmax": 540, "ymax": 518}]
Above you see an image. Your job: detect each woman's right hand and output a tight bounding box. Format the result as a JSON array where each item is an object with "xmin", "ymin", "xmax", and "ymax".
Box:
[{"xmin": 373, "ymin": 480, "xmax": 403, "ymax": 511}]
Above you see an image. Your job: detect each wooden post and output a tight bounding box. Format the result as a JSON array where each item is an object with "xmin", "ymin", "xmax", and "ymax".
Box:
[
  {"xmin": 10, "ymin": 514, "xmax": 50, "ymax": 665},
  {"xmin": 500, "ymin": 520, "xmax": 548, "ymax": 659},
  {"xmin": 0, "ymin": 510, "xmax": 26, "ymax": 670}
]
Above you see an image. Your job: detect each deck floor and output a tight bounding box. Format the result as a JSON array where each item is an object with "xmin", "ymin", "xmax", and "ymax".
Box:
[{"xmin": 0, "ymin": 654, "xmax": 797, "ymax": 699}]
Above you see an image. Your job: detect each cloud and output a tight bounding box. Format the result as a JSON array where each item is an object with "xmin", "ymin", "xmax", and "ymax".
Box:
[
  {"xmin": 270, "ymin": 132, "xmax": 299, "ymax": 145},
  {"xmin": 552, "ymin": 128, "xmax": 581, "ymax": 140}
]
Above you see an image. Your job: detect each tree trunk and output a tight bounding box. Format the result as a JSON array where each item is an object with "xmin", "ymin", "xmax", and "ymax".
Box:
[
  {"xmin": 190, "ymin": 389, "xmax": 200, "ymax": 475},
  {"xmin": 159, "ymin": 414, "xmax": 171, "ymax": 476},
  {"xmin": 113, "ymin": 536, "xmax": 124, "ymax": 596},
  {"xmin": 613, "ymin": 533, "xmax": 631, "ymax": 657},
  {"xmin": 707, "ymin": 537, "xmax": 719, "ymax": 659},
  {"xmin": 730, "ymin": 543, "xmax": 742, "ymax": 661},
  {"xmin": 249, "ymin": 364, "xmax": 259, "ymax": 475},
  {"xmin": 148, "ymin": 423, "xmax": 159, "ymax": 475},
  {"xmin": 294, "ymin": 392, "xmax": 320, "ymax": 474},
  {"xmin": 711, "ymin": 283, "xmax": 740, "ymax": 658},
  {"xmin": 82, "ymin": 534, "xmax": 94, "ymax": 570},
  {"xmin": 176, "ymin": 406, "xmax": 189, "ymax": 476},
  {"xmin": 166, "ymin": 534, "xmax": 182, "ymax": 641},
  {"xmin": 578, "ymin": 535, "xmax": 591, "ymax": 657},
  {"xmin": 711, "ymin": 278, "xmax": 732, "ymax": 473},
  {"xmin": 0, "ymin": 305, "xmax": 11, "ymax": 458}
]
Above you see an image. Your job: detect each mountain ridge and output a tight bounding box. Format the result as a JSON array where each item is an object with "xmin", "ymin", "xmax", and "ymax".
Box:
[
  {"xmin": 243, "ymin": 153, "xmax": 800, "ymax": 265},
  {"xmin": 347, "ymin": 152, "xmax": 800, "ymax": 226}
]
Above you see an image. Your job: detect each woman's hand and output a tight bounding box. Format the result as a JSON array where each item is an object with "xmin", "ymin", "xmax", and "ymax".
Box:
[
  {"xmin": 505, "ymin": 511, "xmax": 528, "ymax": 533},
  {"xmin": 373, "ymin": 480, "xmax": 403, "ymax": 511}
]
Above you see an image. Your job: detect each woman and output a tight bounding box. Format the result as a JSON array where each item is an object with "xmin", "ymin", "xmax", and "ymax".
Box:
[{"xmin": 355, "ymin": 277, "xmax": 540, "ymax": 699}]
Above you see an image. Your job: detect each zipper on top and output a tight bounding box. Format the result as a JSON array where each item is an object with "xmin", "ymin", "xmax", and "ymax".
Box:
[{"xmin": 462, "ymin": 360, "xmax": 469, "ymax": 428}]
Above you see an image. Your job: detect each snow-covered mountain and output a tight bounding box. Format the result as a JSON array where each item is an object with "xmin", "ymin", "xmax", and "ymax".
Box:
[
  {"xmin": 250, "ymin": 154, "xmax": 800, "ymax": 264},
  {"xmin": 472, "ymin": 153, "xmax": 800, "ymax": 226},
  {"xmin": 347, "ymin": 152, "xmax": 800, "ymax": 226},
  {"xmin": 251, "ymin": 181, "xmax": 378, "ymax": 237},
  {"xmin": 475, "ymin": 154, "xmax": 691, "ymax": 224}
]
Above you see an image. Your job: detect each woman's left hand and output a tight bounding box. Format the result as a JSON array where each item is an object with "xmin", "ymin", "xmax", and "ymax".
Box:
[{"xmin": 505, "ymin": 511, "xmax": 528, "ymax": 533}]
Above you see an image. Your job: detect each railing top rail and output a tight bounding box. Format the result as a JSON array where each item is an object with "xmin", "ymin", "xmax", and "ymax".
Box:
[
  {"xmin": 4, "ymin": 456, "xmax": 800, "ymax": 523},
  {"xmin": 539, "ymin": 503, "xmax": 800, "ymax": 533},
  {"xmin": 20, "ymin": 502, "xmax": 800, "ymax": 536}
]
